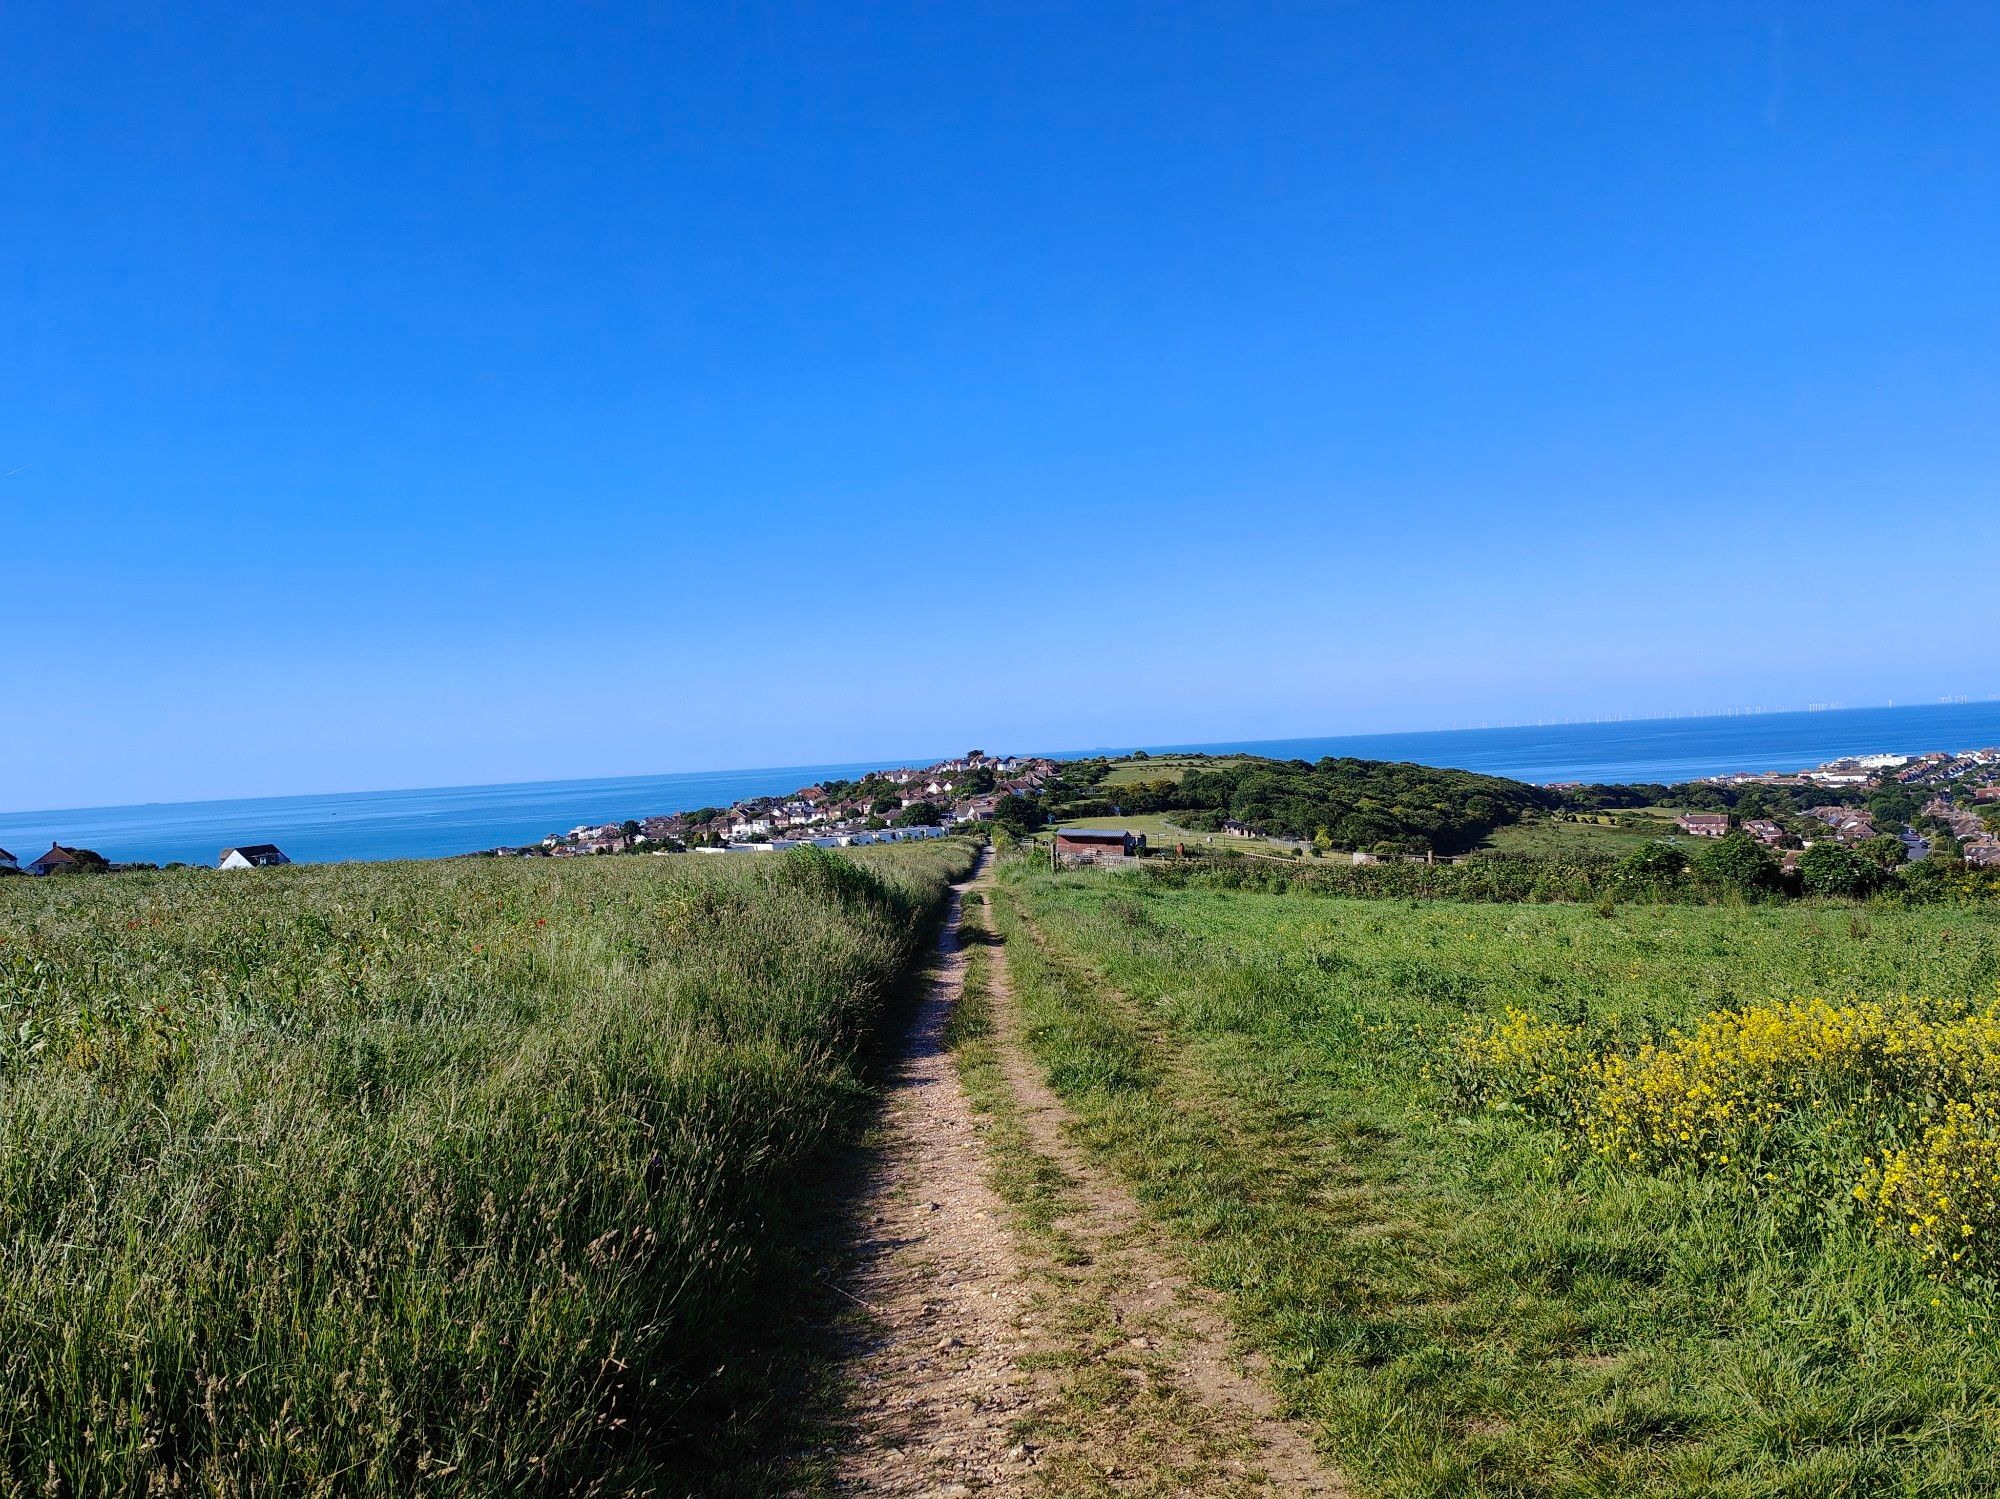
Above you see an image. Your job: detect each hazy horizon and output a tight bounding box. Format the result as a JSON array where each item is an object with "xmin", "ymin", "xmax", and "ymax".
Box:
[{"xmin": 8, "ymin": 697, "xmax": 2000, "ymax": 821}]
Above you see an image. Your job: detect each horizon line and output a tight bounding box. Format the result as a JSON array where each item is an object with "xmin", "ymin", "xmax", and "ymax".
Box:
[{"xmin": 6, "ymin": 696, "xmax": 2000, "ymax": 824}]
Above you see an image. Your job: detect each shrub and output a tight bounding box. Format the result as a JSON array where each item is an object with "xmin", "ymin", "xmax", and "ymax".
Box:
[
  {"xmin": 1696, "ymin": 832, "xmax": 1783, "ymax": 899},
  {"xmin": 1617, "ymin": 840, "xmax": 1689, "ymax": 892},
  {"xmin": 1800, "ymin": 841, "xmax": 1892, "ymax": 899}
]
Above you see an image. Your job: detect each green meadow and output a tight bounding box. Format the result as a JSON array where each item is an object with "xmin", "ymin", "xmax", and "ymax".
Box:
[
  {"xmin": 0, "ymin": 841, "xmax": 970, "ymax": 1495},
  {"xmin": 1477, "ymin": 807, "xmax": 1694, "ymax": 860},
  {"xmin": 993, "ymin": 857, "xmax": 2000, "ymax": 1496}
]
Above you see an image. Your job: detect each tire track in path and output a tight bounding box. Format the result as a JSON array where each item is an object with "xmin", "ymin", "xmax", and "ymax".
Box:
[
  {"xmin": 830, "ymin": 854, "xmax": 1347, "ymax": 1496},
  {"xmin": 974, "ymin": 883, "xmax": 1346, "ymax": 1498},
  {"xmin": 833, "ymin": 851, "xmax": 1040, "ymax": 1496}
]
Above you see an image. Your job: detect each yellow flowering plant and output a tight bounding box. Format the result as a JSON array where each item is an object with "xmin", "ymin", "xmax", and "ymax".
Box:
[{"xmin": 1456, "ymin": 994, "xmax": 2000, "ymax": 1280}]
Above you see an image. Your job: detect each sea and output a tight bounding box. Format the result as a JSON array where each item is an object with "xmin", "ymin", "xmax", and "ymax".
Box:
[{"xmin": 5, "ymin": 701, "xmax": 1999, "ymax": 869}]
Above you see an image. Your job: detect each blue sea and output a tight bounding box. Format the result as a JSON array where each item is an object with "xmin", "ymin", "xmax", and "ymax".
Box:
[{"xmin": 5, "ymin": 702, "xmax": 1999, "ymax": 868}]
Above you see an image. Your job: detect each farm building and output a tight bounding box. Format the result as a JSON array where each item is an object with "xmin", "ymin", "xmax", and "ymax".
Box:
[
  {"xmin": 219, "ymin": 844, "xmax": 292, "ymax": 870},
  {"xmin": 1055, "ymin": 829, "xmax": 1147, "ymax": 862}
]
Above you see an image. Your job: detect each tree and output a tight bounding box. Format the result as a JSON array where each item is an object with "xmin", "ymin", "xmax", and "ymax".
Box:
[
  {"xmin": 620, "ymin": 819, "xmax": 641, "ymax": 841},
  {"xmin": 47, "ymin": 848, "xmax": 111, "ymax": 875},
  {"xmin": 1696, "ymin": 832, "xmax": 1781, "ymax": 898},
  {"xmin": 1799, "ymin": 841, "xmax": 1888, "ymax": 899},
  {"xmin": 1855, "ymin": 833, "xmax": 1906, "ymax": 872},
  {"xmin": 992, "ymin": 796, "xmax": 1046, "ymax": 835},
  {"xmin": 895, "ymin": 800, "xmax": 945, "ymax": 828}
]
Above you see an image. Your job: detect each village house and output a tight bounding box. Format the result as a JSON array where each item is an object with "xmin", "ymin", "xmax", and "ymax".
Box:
[
  {"xmin": 26, "ymin": 844, "xmax": 83, "ymax": 876},
  {"xmin": 218, "ymin": 844, "xmax": 291, "ymax": 870},
  {"xmin": 1805, "ymin": 806, "xmax": 1876, "ymax": 843},
  {"xmin": 0, "ymin": 847, "xmax": 15, "ymax": 873},
  {"xmin": 1742, "ymin": 820, "xmax": 1787, "ymax": 847},
  {"xmin": 1676, "ymin": 813, "xmax": 1731, "ymax": 837}
]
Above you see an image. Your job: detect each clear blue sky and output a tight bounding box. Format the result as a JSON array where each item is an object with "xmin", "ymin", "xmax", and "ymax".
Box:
[{"xmin": 5, "ymin": 2, "xmax": 1997, "ymax": 810}]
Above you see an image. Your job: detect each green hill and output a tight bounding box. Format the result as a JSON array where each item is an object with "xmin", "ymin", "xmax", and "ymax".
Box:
[{"xmin": 1042, "ymin": 752, "xmax": 1554, "ymax": 856}]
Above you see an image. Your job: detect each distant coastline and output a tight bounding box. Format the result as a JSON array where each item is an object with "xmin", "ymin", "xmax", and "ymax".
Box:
[
  {"xmin": 1080, "ymin": 701, "xmax": 2000, "ymax": 790},
  {"xmin": 5, "ymin": 700, "xmax": 2000, "ymax": 869}
]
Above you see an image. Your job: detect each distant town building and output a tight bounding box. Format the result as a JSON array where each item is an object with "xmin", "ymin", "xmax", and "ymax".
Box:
[
  {"xmin": 0, "ymin": 847, "xmax": 15, "ymax": 872},
  {"xmin": 1676, "ymin": 813, "xmax": 1731, "ymax": 837},
  {"xmin": 219, "ymin": 844, "xmax": 291, "ymax": 870}
]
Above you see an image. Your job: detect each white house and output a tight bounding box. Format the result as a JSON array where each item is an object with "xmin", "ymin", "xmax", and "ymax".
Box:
[
  {"xmin": 728, "ymin": 818, "xmax": 772, "ymax": 840},
  {"xmin": 219, "ymin": 844, "xmax": 291, "ymax": 870}
]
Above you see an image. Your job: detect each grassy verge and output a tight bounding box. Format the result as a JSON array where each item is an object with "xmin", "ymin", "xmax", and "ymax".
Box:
[
  {"xmin": 946, "ymin": 890, "xmax": 1085, "ymax": 1259},
  {"xmin": 0, "ymin": 840, "xmax": 972, "ymax": 1494},
  {"xmin": 992, "ymin": 856, "xmax": 2000, "ymax": 1496},
  {"xmin": 946, "ymin": 887, "xmax": 1275, "ymax": 1497}
]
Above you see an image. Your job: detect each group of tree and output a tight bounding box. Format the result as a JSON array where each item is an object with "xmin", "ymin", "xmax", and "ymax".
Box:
[
  {"xmin": 1043, "ymin": 755, "xmax": 1554, "ymax": 856},
  {"xmin": 1613, "ymin": 829, "xmax": 1976, "ymax": 902}
]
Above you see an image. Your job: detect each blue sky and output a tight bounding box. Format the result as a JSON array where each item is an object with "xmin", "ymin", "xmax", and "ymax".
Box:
[{"xmin": 5, "ymin": 2, "xmax": 1998, "ymax": 810}]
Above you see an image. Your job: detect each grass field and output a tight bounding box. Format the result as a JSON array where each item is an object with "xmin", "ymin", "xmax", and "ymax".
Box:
[
  {"xmin": 1098, "ymin": 754, "xmax": 1255, "ymax": 788},
  {"xmin": 993, "ymin": 858, "xmax": 2000, "ymax": 1496},
  {"xmin": 1478, "ymin": 808, "xmax": 1691, "ymax": 860},
  {"xmin": 0, "ymin": 840, "xmax": 971, "ymax": 1495}
]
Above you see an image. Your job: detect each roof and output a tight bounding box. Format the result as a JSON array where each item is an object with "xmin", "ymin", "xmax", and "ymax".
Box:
[
  {"xmin": 0, "ymin": 848, "xmax": 14, "ymax": 862},
  {"xmin": 1057, "ymin": 829, "xmax": 1134, "ymax": 842},
  {"xmin": 221, "ymin": 844, "xmax": 287, "ymax": 860}
]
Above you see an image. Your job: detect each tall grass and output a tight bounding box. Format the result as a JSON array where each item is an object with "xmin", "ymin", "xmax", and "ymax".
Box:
[{"xmin": 0, "ymin": 841, "xmax": 970, "ymax": 1494}]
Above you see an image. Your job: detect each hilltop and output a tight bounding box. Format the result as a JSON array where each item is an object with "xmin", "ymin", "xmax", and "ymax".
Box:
[{"xmin": 1031, "ymin": 751, "xmax": 1555, "ymax": 857}]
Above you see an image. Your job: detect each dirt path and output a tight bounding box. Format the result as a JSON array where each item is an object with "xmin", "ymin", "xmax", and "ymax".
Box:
[
  {"xmin": 833, "ymin": 852, "xmax": 1041, "ymax": 1495},
  {"xmin": 831, "ymin": 855, "xmax": 1347, "ymax": 1497}
]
